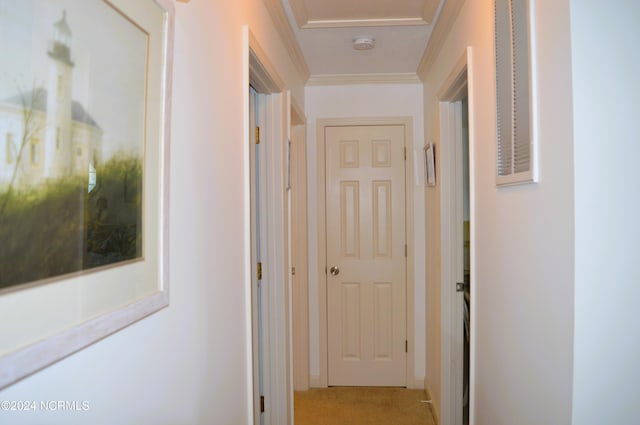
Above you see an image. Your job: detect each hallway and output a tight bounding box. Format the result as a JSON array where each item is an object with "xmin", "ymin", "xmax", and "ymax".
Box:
[
  {"xmin": 0, "ymin": 1, "xmax": 638, "ymax": 425},
  {"xmin": 295, "ymin": 387, "xmax": 436, "ymax": 425}
]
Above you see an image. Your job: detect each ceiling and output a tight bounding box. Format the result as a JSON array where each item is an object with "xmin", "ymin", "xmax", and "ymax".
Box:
[{"xmin": 279, "ymin": 0, "xmax": 445, "ymax": 78}]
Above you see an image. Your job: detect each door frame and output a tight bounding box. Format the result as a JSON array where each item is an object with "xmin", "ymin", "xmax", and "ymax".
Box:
[
  {"xmin": 245, "ymin": 27, "xmax": 292, "ymax": 425},
  {"xmin": 436, "ymin": 47, "xmax": 475, "ymax": 425},
  {"xmin": 316, "ymin": 116, "xmax": 417, "ymax": 388},
  {"xmin": 289, "ymin": 96, "xmax": 309, "ymax": 392}
]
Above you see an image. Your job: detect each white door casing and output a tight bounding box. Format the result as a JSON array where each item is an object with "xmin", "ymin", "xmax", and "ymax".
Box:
[
  {"xmin": 290, "ymin": 117, "xmax": 309, "ymax": 391},
  {"xmin": 247, "ymin": 28, "xmax": 291, "ymax": 425},
  {"xmin": 437, "ymin": 47, "xmax": 474, "ymax": 425},
  {"xmin": 325, "ymin": 125, "xmax": 407, "ymax": 387}
]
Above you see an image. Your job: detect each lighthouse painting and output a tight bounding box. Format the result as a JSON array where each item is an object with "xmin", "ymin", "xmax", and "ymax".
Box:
[{"xmin": 0, "ymin": 0, "xmax": 148, "ymax": 289}]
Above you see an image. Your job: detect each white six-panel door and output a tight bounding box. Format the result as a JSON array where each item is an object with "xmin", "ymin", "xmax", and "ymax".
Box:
[{"xmin": 325, "ymin": 125, "xmax": 407, "ymax": 387}]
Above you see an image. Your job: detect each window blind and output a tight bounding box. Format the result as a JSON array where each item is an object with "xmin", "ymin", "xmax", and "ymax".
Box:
[{"xmin": 495, "ymin": 0, "xmax": 535, "ymax": 185}]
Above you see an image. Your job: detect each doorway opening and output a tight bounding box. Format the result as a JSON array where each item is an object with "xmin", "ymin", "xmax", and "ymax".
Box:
[
  {"xmin": 437, "ymin": 47, "xmax": 474, "ymax": 425},
  {"xmin": 249, "ymin": 85, "xmax": 265, "ymax": 425},
  {"xmin": 325, "ymin": 123, "xmax": 408, "ymax": 387},
  {"xmin": 293, "ymin": 117, "xmax": 431, "ymax": 424},
  {"xmin": 461, "ymin": 95, "xmax": 470, "ymax": 425},
  {"xmin": 314, "ymin": 117, "xmax": 418, "ymax": 389},
  {"xmin": 246, "ymin": 28, "xmax": 292, "ymax": 425}
]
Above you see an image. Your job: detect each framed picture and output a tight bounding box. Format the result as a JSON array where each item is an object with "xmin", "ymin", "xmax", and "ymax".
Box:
[
  {"xmin": 0, "ymin": 0, "xmax": 174, "ymax": 389},
  {"xmin": 425, "ymin": 143, "xmax": 436, "ymax": 187}
]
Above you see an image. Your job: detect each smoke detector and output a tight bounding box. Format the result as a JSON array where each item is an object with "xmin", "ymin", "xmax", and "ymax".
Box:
[{"xmin": 353, "ymin": 37, "xmax": 375, "ymax": 51}]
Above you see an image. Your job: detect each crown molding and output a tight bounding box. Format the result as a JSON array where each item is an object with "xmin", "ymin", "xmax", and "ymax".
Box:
[
  {"xmin": 307, "ymin": 73, "xmax": 422, "ymax": 86},
  {"xmin": 302, "ymin": 17, "xmax": 427, "ymax": 29},
  {"xmin": 288, "ymin": 0, "xmax": 309, "ymax": 28},
  {"xmin": 262, "ymin": 0, "xmax": 310, "ymax": 81},
  {"xmin": 288, "ymin": 0, "xmax": 439, "ymax": 28},
  {"xmin": 417, "ymin": 0, "xmax": 465, "ymax": 79},
  {"xmin": 422, "ymin": 0, "xmax": 440, "ymax": 23}
]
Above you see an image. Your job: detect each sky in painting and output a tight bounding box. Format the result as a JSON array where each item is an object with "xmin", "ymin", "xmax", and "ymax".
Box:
[{"xmin": 0, "ymin": 0, "xmax": 147, "ymax": 157}]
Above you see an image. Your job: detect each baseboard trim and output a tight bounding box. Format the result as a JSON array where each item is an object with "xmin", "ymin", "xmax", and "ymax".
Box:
[
  {"xmin": 310, "ymin": 375, "xmax": 424, "ymax": 389},
  {"xmin": 310, "ymin": 375, "xmax": 323, "ymax": 388},
  {"xmin": 424, "ymin": 384, "xmax": 440, "ymax": 425}
]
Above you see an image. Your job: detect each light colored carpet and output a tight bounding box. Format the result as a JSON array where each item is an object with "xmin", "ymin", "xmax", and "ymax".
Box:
[{"xmin": 294, "ymin": 387, "xmax": 437, "ymax": 425}]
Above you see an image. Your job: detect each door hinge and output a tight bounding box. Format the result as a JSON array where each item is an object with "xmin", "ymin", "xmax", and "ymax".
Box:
[
  {"xmin": 404, "ymin": 147, "xmax": 407, "ymax": 160},
  {"xmin": 292, "ymin": 266, "xmax": 296, "ymax": 276},
  {"xmin": 255, "ymin": 126, "xmax": 261, "ymax": 144},
  {"xmin": 257, "ymin": 262, "xmax": 262, "ymax": 280},
  {"xmin": 405, "ymin": 244, "xmax": 407, "ymax": 258},
  {"xmin": 405, "ymin": 340, "xmax": 408, "ymax": 353},
  {"xmin": 260, "ymin": 395, "xmax": 265, "ymax": 413}
]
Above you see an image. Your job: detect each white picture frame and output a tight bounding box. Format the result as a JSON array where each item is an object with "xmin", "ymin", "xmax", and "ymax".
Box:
[
  {"xmin": 425, "ymin": 143, "xmax": 436, "ymax": 187},
  {"xmin": 0, "ymin": 0, "xmax": 174, "ymax": 389}
]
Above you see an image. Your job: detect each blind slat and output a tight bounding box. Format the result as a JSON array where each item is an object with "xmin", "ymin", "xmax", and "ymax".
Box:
[{"xmin": 495, "ymin": 0, "xmax": 533, "ymax": 183}]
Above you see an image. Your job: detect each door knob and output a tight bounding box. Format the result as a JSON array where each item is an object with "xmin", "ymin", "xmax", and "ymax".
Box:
[
  {"xmin": 456, "ymin": 281, "xmax": 470, "ymax": 292},
  {"xmin": 330, "ymin": 266, "xmax": 340, "ymax": 276}
]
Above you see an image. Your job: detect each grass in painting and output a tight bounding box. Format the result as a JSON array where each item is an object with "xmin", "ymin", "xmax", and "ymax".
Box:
[{"xmin": 0, "ymin": 155, "xmax": 142, "ymax": 290}]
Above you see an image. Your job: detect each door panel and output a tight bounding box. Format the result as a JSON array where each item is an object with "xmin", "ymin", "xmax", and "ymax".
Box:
[
  {"xmin": 340, "ymin": 181, "xmax": 360, "ymax": 258},
  {"xmin": 326, "ymin": 125, "xmax": 406, "ymax": 387},
  {"xmin": 373, "ymin": 181, "xmax": 392, "ymax": 257}
]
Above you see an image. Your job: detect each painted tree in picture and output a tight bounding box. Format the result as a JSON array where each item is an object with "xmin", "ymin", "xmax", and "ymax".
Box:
[
  {"xmin": 0, "ymin": 82, "xmax": 45, "ymax": 217},
  {"xmin": 0, "ymin": 1, "xmax": 148, "ymax": 290}
]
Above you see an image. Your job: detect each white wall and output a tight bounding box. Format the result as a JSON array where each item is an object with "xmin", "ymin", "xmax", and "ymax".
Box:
[
  {"xmin": 422, "ymin": 0, "xmax": 575, "ymax": 423},
  {"xmin": 571, "ymin": 2, "xmax": 640, "ymax": 424},
  {"xmin": 305, "ymin": 83, "xmax": 426, "ymax": 384},
  {"xmin": 0, "ymin": 1, "xmax": 305, "ymax": 424}
]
